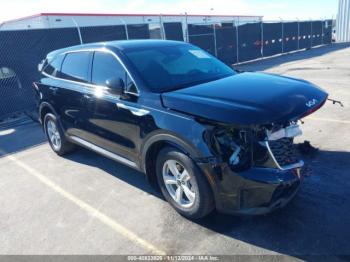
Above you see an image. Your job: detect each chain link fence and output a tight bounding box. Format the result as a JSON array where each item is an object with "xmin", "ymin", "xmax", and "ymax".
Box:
[
  {"xmin": 0, "ymin": 16, "xmax": 334, "ymax": 120},
  {"xmin": 187, "ymin": 19, "xmax": 333, "ymax": 64}
]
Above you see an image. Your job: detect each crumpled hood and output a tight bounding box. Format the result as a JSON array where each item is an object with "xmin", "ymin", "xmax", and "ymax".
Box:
[{"xmin": 161, "ymin": 72, "xmax": 328, "ymax": 125}]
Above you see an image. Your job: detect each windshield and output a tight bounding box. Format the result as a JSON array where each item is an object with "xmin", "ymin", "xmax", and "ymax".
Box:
[{"xmin": 123, "ymin": 44, "xmax": 235, "ymax": 92}]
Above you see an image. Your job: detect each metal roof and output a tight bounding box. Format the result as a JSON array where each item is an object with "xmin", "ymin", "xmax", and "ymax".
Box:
[{"xmin": 1, "ymin": 12, "xmax": 263, "ymax": 25}]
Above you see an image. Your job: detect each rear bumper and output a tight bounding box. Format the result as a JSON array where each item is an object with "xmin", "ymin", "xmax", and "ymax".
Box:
[{"xmin": 198, "ymin": 162, "xmax": 302, "ymax": 215}]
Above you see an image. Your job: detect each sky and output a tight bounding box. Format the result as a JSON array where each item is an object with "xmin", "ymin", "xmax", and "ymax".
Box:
[{"xmin": 0, "ymin": 0, "xmax": 338, "ymax": 23}]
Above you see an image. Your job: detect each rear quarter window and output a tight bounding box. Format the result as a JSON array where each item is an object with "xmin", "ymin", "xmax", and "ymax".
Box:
[{"xmin": 42, "ymin": 54, "xmax": 65, "ymax": 77}]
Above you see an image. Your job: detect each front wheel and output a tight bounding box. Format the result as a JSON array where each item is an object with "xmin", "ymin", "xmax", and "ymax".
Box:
[{"xmin": 156, "ymin": 147, "xmax": 214, "ymax": 219}]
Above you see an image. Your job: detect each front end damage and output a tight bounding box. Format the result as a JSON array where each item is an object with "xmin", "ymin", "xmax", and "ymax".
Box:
[
  {"xmin": 161, "ymin": 70, "xmax": 329, "ymax": 214},
  {"xmin": 200, "ymin": 121, "xmax": 306, "ymax": 215}
]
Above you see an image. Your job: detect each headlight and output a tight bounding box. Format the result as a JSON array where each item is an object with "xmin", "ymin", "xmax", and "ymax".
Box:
[
  {"xmin": 253, "ymin": 122, "xmax": 303, "ymax": 169},
  {"xmin": 211, "ymin": 127, "xmax": 252, "ymax": 172}
]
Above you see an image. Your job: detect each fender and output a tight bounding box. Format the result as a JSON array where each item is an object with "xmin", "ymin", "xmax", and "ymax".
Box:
[
  {"xmin": 140, "ymin": 130, "xmax": 207, "ymax": 173},
  {"xmin": 39, "ymin": 102, "xmax": 58, "ymax": 122},
  {"xmin": 38, "ymin": 102, "xmax": 67, "ymax": 137},
  {"xmin": 38, "ymin": 102, "xmax": 60, "ymax": 123}
]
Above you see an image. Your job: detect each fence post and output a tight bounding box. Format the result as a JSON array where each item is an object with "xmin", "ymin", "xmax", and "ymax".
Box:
[
  {"xmin": 236, "ymin": 17, "xmax": 239, "ymax": 63},
  {"xmin": 232, "ymin": 19, "xmax": 237, "ymax": 64},
  {"xmin": 297, "ymin": 19, "xmax": 300, "ymax": 50},
  {"xmin": 330, "ymin": 16, "xmax": 334, "ymax": 45},
  {"xmin": 213, "ymin": 23, "xmax": 218, "ymax": 57},
  {"xmin": 310, "ymin": 19, "xmax": 313, "ymax": 48},
  {"xmin": 281, "ymin": 18, "xmax": 284, "ymax": 53},
  {"xmin": 159, "ymin": 14, "xmax": 166, "ymax": 40},
  {"xmin": 185, "ymin": 12, "xmax": 189, "ymax": 42},
  {"xmin": 321, "ymin": 19, "xmax": 324, "ymax": 45},
  {"xmin": 71, "ymin": 18, "xmax": 83, "ymax": 44},
  {"xmin": 261, "ymin": 20, "xmax": 264, "ymax": 58},
  {"xmin": 117, "ymin": 18, "xmax": 129, "ymax": 40}
]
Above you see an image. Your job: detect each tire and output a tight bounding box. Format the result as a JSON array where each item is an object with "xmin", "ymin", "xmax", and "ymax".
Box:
[
  {"xmin": 156, "ymin": 146, "xmax": 214, "ymax": 219},
  {"xmin": 44, "ymin": 113, "xmax": 75, "ymax": 156}
]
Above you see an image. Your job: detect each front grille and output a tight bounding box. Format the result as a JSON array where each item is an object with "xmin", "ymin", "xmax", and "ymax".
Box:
[{"xmin": 268, "ymin": 138, "xmax": 299, "ymax": 167}]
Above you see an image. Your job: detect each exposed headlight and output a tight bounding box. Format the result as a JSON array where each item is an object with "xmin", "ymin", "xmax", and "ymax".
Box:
[
  {"xmin": 211, "ymin": 127, "xmax": 252, "ymax": 172},
  {"xmin": 266, "ymin": 123, "xmax": 302, "ymax": 141}
]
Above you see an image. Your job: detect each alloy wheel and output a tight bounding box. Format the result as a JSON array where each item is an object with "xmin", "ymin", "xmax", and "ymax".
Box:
[
  {"xmin": 162, "ymin": 159, "xmax": 196, "ymax": 208},
  {"xmin": 47, "ymin": 120, "xmax": 61, "ymax": 151}
]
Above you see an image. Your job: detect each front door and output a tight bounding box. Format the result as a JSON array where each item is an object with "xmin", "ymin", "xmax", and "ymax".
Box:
[{"xmin": 83, "ymin": 51, "xmax": 147, "ymax": 164}]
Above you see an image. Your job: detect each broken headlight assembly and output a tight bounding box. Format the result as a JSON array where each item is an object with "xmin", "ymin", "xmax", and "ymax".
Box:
[
  {"xmin": 211, "ymin": 122, "xmax": 304, "ymax": 172},
  {"xmin": 211, "ymin": 127, "xmax": 252, "ymax": 172},
  {"xmin": 253, "ymin": 122, "xmax": 304, "ymax": 170}
]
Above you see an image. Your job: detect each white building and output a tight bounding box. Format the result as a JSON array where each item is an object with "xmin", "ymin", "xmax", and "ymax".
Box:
[
  {"xmin": 336, "ymin": 0, "xmax": 350, "ymax": 42},
  {"xmin": 0, "ymin": 12, "xmax": 262, "ymax": 30}
]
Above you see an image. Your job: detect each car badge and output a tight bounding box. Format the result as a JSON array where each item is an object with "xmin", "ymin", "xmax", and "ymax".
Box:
[{"xmin": 306, "ymin": 98, "xmax": 318, "ymax": 108}]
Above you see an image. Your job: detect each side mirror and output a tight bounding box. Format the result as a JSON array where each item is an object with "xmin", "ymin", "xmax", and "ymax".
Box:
[{"xmin": 105, "ymin": 77, "xmax": 125, "ymax": 95}]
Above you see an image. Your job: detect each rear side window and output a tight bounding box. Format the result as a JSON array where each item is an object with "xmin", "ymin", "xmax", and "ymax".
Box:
[
  {"xmin": 42, "ymin": 54, "xmax": 64, "ymax": 77},
  {"xmin": 61, "ymin": 52, "xmax": 91, "ymax": 82},
  {"xmin": 91, "ymin": 52, "xmax": 126, "ymax": 86}
]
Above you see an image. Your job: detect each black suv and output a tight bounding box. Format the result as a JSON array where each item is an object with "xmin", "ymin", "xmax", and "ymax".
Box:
[{"xmin": 34, "ymin": 40, "xmax": 328, "ymax": 219}]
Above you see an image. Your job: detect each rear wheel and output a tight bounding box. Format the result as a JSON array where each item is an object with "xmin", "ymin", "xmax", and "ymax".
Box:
[
  {"xmin": 44, "ymin": 113, "xmax": 75, "ymax": 155},
  {"xmin": 156, "ymin": 147, "xmax": 214, "ymax": 219}
]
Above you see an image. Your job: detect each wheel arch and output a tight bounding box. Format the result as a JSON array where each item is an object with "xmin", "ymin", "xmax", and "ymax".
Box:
[
  {"xmin": 39, "ymin": 102, "xmax": 58, "ymax": 125},
  {"xmin": 141, "ymin": 131, "xmax": 208, "ymax": 186},
  {"xmin": 39, "ymin": 102, "xmax": 67, "ymax": 138}
]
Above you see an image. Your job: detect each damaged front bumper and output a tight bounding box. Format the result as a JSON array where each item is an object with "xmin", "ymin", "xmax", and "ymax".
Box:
[
  {"xmin": 198, "ymin": 161, "xmax": 303, "ymax": 215},
  {"xmin": 199, "ymin": 123, "xmax": 305, "ymax": 215}
]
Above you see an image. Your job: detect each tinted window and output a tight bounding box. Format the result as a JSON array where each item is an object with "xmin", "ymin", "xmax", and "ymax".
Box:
[
  {"xmin": 92, "ymin": 52, "xmax": 137, "ymax": 93},
  {"xmin": 124, "ymin": 44, "xmax": 235, "ymax": 92},
  {"xmin": 43, "ymin": 54, "xmax": 64, "ymax": 77},
  {"xmin": 92, "ymin": 52, "xmax": 126, "ymax": 86},
  {"xmin": 61, "ymin": 52, "xmax": 91, "ymax": 82}
]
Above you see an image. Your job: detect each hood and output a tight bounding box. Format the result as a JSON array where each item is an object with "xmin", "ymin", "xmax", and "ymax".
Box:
[{"xmin": 161, "ymin": 72, "xmax": 328, "ymax": 125}]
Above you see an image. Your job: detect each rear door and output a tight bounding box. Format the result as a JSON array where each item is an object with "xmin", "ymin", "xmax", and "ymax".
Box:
[
  {"xmin": 55, "ymin": 51, "xmax": 93, "ymax": 138},
  {"xmin": 39, "ymin": 53, "xmax": 66, "ymax": 115}
]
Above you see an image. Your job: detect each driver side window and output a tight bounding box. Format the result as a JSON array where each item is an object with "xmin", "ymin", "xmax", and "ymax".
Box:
[
  {"xmin": 92, "ymin": 52, "xmax": 125, "ymax": 86},
  {"xmin": 91, "ymin": 51, "xmax": 137, "ymax": 93}
]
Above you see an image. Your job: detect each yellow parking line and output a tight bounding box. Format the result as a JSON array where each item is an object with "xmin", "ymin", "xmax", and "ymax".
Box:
[
  {"xmin": 4, "ymin": 152, "xmax": 166, "ymax": 256},
  {"xmin": 307, "ymin": 117, "xmax": 350, "ymax": 124}
]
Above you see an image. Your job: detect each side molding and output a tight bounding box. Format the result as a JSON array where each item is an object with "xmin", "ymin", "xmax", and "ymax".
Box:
[{"xmin": 70, "ymin": 136, "xmax": 139, "ymax": 170}]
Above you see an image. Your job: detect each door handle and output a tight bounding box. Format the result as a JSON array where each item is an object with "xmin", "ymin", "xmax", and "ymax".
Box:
[
  {"xmin": 49, "ymin": 87, "xmax": 58, "ymax": 92},
  {"xmin": 116, "ymin": 103, "xmax": 150, "ymax": 116},
  {"xmin": 83, "ymin": 94, "xmax": 94, "ymax": 100}
]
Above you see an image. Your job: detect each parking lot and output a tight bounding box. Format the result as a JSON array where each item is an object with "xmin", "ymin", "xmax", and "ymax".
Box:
[{"xmin": 1, "ymin": 43, "xmax": 350, "ymax": 258}]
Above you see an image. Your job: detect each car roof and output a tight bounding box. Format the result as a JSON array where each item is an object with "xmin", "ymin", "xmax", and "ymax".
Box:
[{"xmin": 46, "ymin": 40, "xmax": 187, "ymax": 59}]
